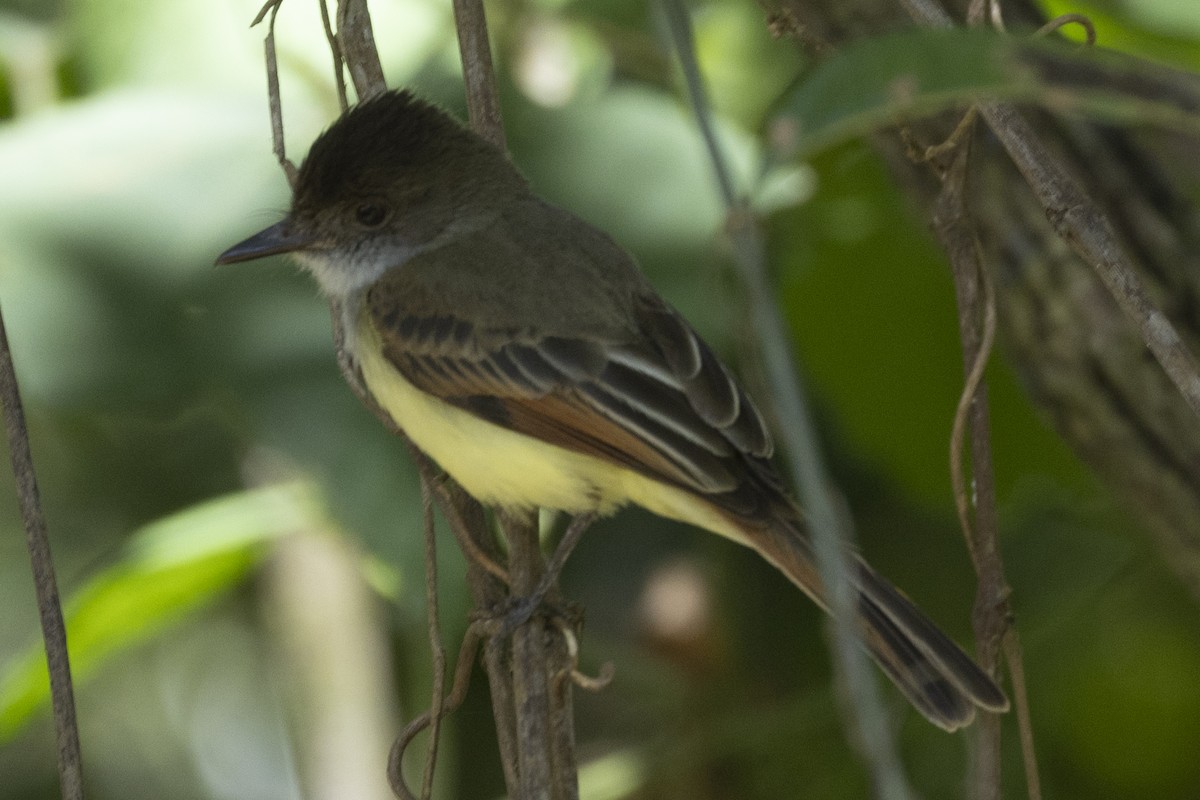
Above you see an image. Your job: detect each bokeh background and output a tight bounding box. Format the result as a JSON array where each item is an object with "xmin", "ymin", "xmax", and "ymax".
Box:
[{"xmin": 1, "ymin": 0, "xmax": 1199, "ymax": 798}]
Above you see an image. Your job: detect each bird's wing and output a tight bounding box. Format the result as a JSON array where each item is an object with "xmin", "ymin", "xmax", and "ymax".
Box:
[{"xmin": 366, "ymin": 286, "xmax": 773, "ymax": 499}]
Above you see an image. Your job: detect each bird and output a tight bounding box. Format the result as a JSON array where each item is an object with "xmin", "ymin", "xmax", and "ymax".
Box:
[{"xmin": 218, "ymin": 88, "xmax": 1008, "ymax": 730}]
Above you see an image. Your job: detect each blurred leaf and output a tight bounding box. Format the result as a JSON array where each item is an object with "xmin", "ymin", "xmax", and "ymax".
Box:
[
  {"xmin": 575, "ymin": 748, "xmax": 647, "ymax": 800},
  {"xmin": 776, "ymin": 27, "xmax": 1200, "ymax": 158},
  {"xmin": 691, "ymin": 2, "xmax": 804, "ymax": 126},
  {"xmin": 0, "ymin": 482, "xmax": 325, "ymax": 739}
]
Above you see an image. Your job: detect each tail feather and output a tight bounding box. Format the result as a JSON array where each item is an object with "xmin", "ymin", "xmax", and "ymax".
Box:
[
  {"xmin": 858, "ymin": 592, "xmax": 975, "ymax": 730},
  {"xmin": 856, "ymin": 562, "xmax": 1009, "ymax": 717},
  {"xmin": 741, "ymin": 514, "xmax": 1009, "ymax": 731}
]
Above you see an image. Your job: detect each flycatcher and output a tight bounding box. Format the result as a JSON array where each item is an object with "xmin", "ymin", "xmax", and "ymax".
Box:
[{"xmin": 218, "ymin": 89, "xmax": 1007, "ymax": 730}]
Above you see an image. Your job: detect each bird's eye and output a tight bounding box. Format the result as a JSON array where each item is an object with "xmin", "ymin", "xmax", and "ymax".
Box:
[{"xmin": 354, "ymin": 202, "xmax": 388, "ymax": 228}]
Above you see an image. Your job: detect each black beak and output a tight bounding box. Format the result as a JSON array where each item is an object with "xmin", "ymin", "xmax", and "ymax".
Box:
[{"xmin": 216, "ymin": 220, "xmax": 311, "ymax": 265}]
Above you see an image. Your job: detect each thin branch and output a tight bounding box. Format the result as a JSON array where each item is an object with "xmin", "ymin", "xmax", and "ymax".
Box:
[
  {"xmin": 0, "ymin": 301, "xmax": 85, "ymax": 800},
  {"xmin": 432, "ymin": 486, "xmax": 509, "ymax": 584},
  {"xmin": 980, "ymin": 99, "xmax": 1200, "ymax": 417},
  {"xmin": 321, "ymin": 4, "xmax": 519, "ymax": 795},
  {"xmin": 252, "ymin": 0, "xmax": 298, "ymax": 186},
  {"xmin": 419, "ymin": 476, "xmax": 446, "ymax": 800},
  {"xmin": 1004, "ymin": 633, "xmax": 1042, "ymax": 800},
  {"xmin": 896, "ymin": 5, "xmax": 1181, "ymax": 792},
  {"xmin": 554, "ymin": 622, "xmax": 615, "ymax": 693},
  {"xmin": 926, "ymin": 114, "xmax": 1040, "ymax": 800},
  {"xmin": 483, "ymin": 632, "xmax": 521, "ymax": 795},
  {"xmin": 1035, "ymin": 13, "xmax": 1095, "ymax": 44},
  {"xmin": 317, "ymin": 0, "xmax": 349, "ymax": 111},
  {"xmin": 943, "ymin": 210, "xmax": 997, "ymax": 566},
  {"xmin": 336, "ymin": 0, "xmax": 387, "ymax": 99},
  {"xmin": 405, "ymin": 452, "xmax": 519, "ymax": 794},
  {"xmin": 546, "ymin": 615, "xmax": 581, "ymax": 800},
  {"xmin": 388, "ymin": 621, "xmax": 488, "ymax": 800},
  {"xmin": 450, "ymin": 0, "xmax": 506, "ymax": 149},
  {"xmin": 661, "ymin": 3, "xmax": 914, "ymax": 799},
  {"xmin": 931, "ymin": 138, "xmax": 1008, "ymax": 800}
]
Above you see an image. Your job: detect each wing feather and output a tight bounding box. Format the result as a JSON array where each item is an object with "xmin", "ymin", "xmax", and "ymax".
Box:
[{"xmin": 367, "ymin": 285, "xmax": 773, "ymax": 499}]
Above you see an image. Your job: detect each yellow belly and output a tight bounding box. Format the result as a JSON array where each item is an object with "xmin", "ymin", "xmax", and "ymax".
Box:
[{"xmin": 354, "ymin": 319, "xmax": 743, "ymax": 542}]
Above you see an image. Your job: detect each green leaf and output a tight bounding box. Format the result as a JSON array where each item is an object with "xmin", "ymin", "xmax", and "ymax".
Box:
[
  {"xmin": 777, "ymin": 27, "xmax": 1200, "ymax": 158},
  {"xmin": 0, "ymin": 482, "xmax": 326, "ymax": 739}
]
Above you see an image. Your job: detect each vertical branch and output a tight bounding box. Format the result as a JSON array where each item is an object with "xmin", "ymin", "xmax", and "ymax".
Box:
[
  {"xmin": 0, "ymin": 301, "xmax": 85, "ymax": 800},
  {"xmin": 318, "ymin": 0, "xmax": 349, "ymax": 111},
  {"xmin": 418, "ymin": 477, "xmax": 446, "ymax": 800},
  {"xmin": 252, "ymin": 0, "xmax": 298, "ymax": 186},
  {"xmin": 930, "ymin": 133, "xmax": 1040, "ymax": 800},
  {"xmin": 336, "ymin": 0, "xmax": 387, "ymax": 99},
  {"xmin": 408, "ymin": 450, "xmax": 519, "ymax": 795},
  {"xmin": 500, "ymin": 510, "xmax": 555, "ymax": 795},
  {"xmin": 933, "ymin": 141, "xmax": 1006, "ymax": 800},
  {"xmin": 450, "ymin": 0, "xmax": 506, "ymax": 148},
  {"xmin": 660, "ymin": 3, "xmax": 913, "ymax": 799}
]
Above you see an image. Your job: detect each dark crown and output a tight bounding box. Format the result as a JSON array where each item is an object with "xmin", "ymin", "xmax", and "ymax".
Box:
[{"xmin": 293, "ymin": 89, "xmax": 515, "ymax": 207}]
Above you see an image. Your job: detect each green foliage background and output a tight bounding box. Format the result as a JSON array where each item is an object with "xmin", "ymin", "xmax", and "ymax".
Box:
[{"xmin": 1, "ymin": 0, "xmax": 1198, "ymax": 798}]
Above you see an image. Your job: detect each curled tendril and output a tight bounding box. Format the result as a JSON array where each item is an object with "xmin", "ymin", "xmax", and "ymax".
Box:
[{"xmin": 1036, "ymin": 12, "xmax": 1097, "ymax": 45}]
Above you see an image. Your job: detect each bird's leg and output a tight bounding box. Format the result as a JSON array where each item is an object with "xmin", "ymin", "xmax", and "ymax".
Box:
[{"xmin": 500, "ymin": 511, "xmax": 597, "ymax": 636}]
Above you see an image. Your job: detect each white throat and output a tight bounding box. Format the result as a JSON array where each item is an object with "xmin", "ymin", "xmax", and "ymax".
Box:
[{"xmin": 293, "ymin": 240, "xmax": 425, "ymax": 300}]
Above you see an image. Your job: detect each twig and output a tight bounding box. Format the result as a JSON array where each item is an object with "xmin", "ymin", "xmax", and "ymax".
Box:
[
  {"xmin": 419, "ymin": 476, "xmax": 446, "ymax": 799},
  {"xmin": 317, "ymin": 0, "xmax": 349, "ymax": 111},
  {"xmin": 942, "ymin": 187, "xmax": 997, "ymax": 567},
  {"xmin": 320, "ymin": 3, "xmax": 516, "ymax": 795},
  {"xmin": 388, "ymin": 621, "xmax": 488, "ymax": 800},
  {"xmin": 980, "ymin": 99, "xmax": 1200, "ymax": 418},
  {"xmin": 931, "ymin": 137, "xmax": 1008, "ymax": 800},
  {"xmin": 554, "ymin": 622, "xmax": 615, "ymax": 693},
  {"xmin": 661, "ymin": 3, "xmax": 915, "ymax": 799},
  {"xmin": 252, "ymin": 0, "xmax": 298, "ymax": 186},
  {"xmin": 0, "ymin": 301, "xmax": 85, "ymax": 800},
  {"xmin": 541, "ymin": 514, "xmax": 596, "ymax": 599},
  {"xmin": 336, "ymin": 0, "xmax": 386, "ymax": 100},
  {"xmin": 408, "ymin": 451, "xmax": 508, "ymax": 583},
  {"xmin": 926, "ymin": 111, "xmax": 1040, "ymax": 800},
  {"xmin": 1004, "ymin": 633, "xmax": 1042, "ymax": 800},
  {"xmin": 546, "ymin": 617, "xmax": 582, "ymax": 800},
  {"xmin": 483, "ymin": 632, "xmax": 522, "ymax": 795},
  {"xmin": 1035, "ymin": 13, "xmax": 1095, "ymax": 44},
  {"xmin": 450, "ymin": 0, "xmax": 505, "ymax": 148},
  {"xmin": 407, "ymin": 451, "xmax": 518, "ymax": 793}
]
